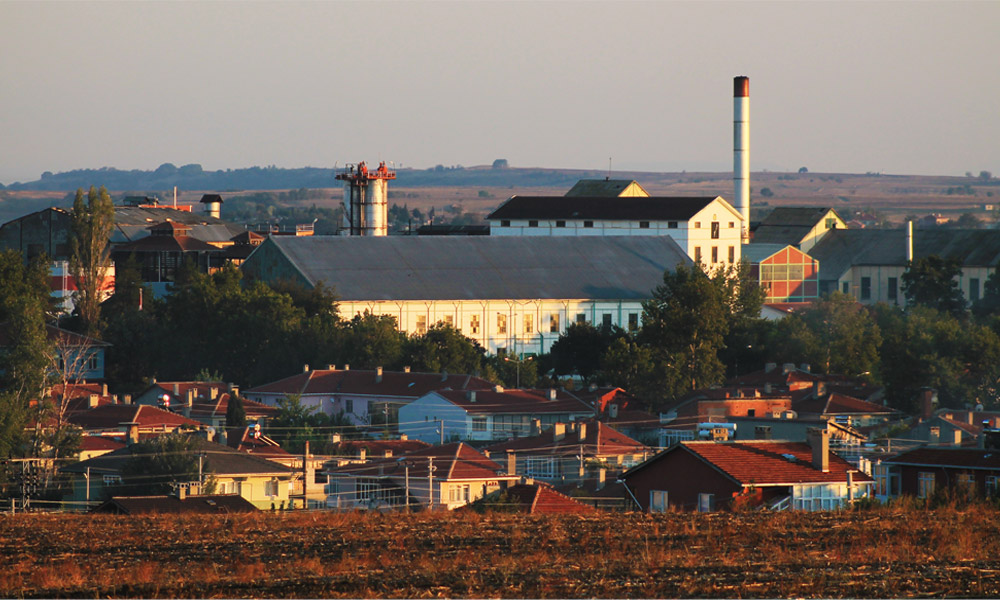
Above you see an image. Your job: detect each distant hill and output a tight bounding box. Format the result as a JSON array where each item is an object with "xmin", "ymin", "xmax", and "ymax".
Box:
[{"xmin": 2, "ymin": 163, "xmax": 605, "ymax": 192}]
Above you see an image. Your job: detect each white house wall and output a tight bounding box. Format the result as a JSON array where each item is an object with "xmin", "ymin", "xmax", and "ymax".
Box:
[
  {"xmin": 338, "ymin": 298, "xmax": 646, "ymax": 355},
  {"xmin": 398, "ymin": 393, "xmax": 471, "ymax": 444},
  {"xmin": 838, "ymin": 265, "xmax": 994, "ymax": 306}
]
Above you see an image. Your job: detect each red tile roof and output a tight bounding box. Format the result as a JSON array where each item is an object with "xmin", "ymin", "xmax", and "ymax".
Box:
[
  {"xmin": 246, "ymin": 369, "xmax": 494, "ymax": 398},
  {"xmin": 80, "ymin": 435, "xmax": 126, "ymax": 452},
  {"xmin": 331, "ymin": 439, "xmax": 431, "ymax": 458},
  {"xmin": 328, "ymin": 442, "xmax": 513, "ymax": 481},
  {"xmin": 472, "ymin": 483, "xmax": 595, "ymax": 514},
  {"xmin": 485, "ymin": 420, "xmax": 648, "ymax": 458},
  {"xmin": 433, "ymin": 388, "xmax": 594, "ymax": 416},
  {"xmin": 794, "ymin": 392, "xmax": 894, "ymax": 416},
  {"xmin": 655, "ymin": 441, "xmax": 872, "ymax": 486},
  {"xmin": 68, "ymin": 404, "xmax": 202, "ymax": 431},
  {"xmin": 883, "ymin": 447, "xmax": 1000, "ymax": 470}
]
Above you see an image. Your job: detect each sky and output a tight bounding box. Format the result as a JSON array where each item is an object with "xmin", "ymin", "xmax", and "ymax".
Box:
[{"xmin": 1, "ymin": 1, "xmax": 998, "ymax": 185}]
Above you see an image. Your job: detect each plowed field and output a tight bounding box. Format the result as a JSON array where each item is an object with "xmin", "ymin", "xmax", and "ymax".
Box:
[{"xmin": 1, "ymin": 507, "xmax": 998, "ymax": 598}]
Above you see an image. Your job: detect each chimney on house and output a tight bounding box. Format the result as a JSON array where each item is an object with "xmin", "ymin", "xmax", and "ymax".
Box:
[
  {"xmin": 89, "ymin": 394, "xmax": 99, "ymax": 408},
  {"xmin": 112, "ymin": 395, "xmax": 119, "ymax": 405},
  {"xmin": 177, "ymin": 485, "xmax": 187, "ymax": 501},
  {"xmin": 404, "ymin": 366, "xmax": 411, "ymax": 373},
  {"xmin": 578, "ymin": 422, "xmax": 587, "ymax": 442},
  {"xmin": 800, "ymin": 364, "xmax": 811, "ymax": 373},
  {"xmin": 466, "ymin": 390, "xmax": 477, "ymax": 403},
  {"xmin": 327, "ymin": 364, "xmax": 336, "ymax": 370},
  {"xmin": 303, "ymin": 364, "xmax": 310, "ymax": 373},
  {"xmin": 764, "ymin": 383, "xmax": 772, "ymax": 394},
  {"xmin": 765, "ymin": 362, "xmax": 777, "ymax": 373},
  {"xmin": 553, "ymin": 423, "xmax": 566, "ymax": 442},
  {"xmin": 953, "ymin": 429, "xmax": 963, "ymax": 446},
  {"xmin": 123, "ymin": 394, "xmax": 132, "ymax": 405},
  {"xmin": 343, "ymin": 364, "xmax": 350, "ymax": 371},
  {"xmin": 184, "ymin": 389, "xmax": 194, "ymax": 418},
  {"xmin": 547, "ymin": 389, "xmax": 557, "ymax": 401},
  {"xmin": 967, "ymin": 411, "xmax": 975, "ymax": 426},
  {"xmin": 331, "ymin": 433, "xmax": 341, "ymax": 444},
  {"xmin": 173, "ymin": 383, "xmax": 180, "ymax": 398},
  {"xmin": 506, "ymin": 450, "xmax": 516, "ymax": 476},
  {"xmin": 399, "ymin": 433, "xmax": 407, "ymax": 441},
  {"xmin": 122, "ymin": 422, "xmax": 140, "ymax": 445},
  {"xmin": 588, "ymin": 383, "xmax": 598, "ymax": 392},
  {"xmin": 813, "ymin": 381, "xmax": 827, "ymax": 398},
  {"xmin": 101, "ymin": 383, "xmax": 108, "ymax": 396},
  {"xmin": 209, "ymin": 387, "xmax": 219, "ymax": 401},
  {"xmin": 375, "ymin": 366, "xmax": 383, "ymax": 384},
  {"xmin": 920, "ymin": 388, "xmax": 938, "ymax": 419},
  {"xmin": 808, "ymin": 428, "xmax": 830, "ymax": 472},
  {"xmin": 493, "ymin": 385, "xmax": 504, "ymax": 393},
  {"xmin": 440, "ymin": 370, "xmax": 448, "ymax": 382},
  {"xmin": 359, "ymin": 448, "xmax": 367, "ymax": 462},
  {"xmin": 782, "ymin": 363, "xmax": 795, "ymax": 374}
]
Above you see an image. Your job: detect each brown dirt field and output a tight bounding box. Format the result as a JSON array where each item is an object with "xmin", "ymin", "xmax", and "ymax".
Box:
[{"xmin": 1, "ymin": 506, "xmax": 999, "ymax": 598}]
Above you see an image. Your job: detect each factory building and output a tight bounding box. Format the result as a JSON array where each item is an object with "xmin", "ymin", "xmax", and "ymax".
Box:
[{"xmin": 240, "ymin": 235, "xmax": 692, "ymax": 354}]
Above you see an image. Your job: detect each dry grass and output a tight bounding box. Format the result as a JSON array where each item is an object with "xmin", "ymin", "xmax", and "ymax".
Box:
[{"xmin": 1, "ymin": 506, "xmax": 999, "ymax": 597}]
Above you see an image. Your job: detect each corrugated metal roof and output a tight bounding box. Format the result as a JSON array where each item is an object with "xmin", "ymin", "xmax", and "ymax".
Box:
[
  {"xmin": 809, "ymin": 228, "xmax": 1000, "ymax": 281},
  {"xmin": 487, "ymin": 196, "xmax": 723, "ymax": 221},
  {"xmin": 741, "ymin": 243, "xmax": 793, "ymax": 264},
  {"xmin": 252, "ymin": 235, "xmax": 692, "ymax": 301}
]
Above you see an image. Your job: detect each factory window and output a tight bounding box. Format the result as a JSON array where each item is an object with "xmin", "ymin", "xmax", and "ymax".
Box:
[
  {"xmin": 668, "ymin": 221, "xmax": 678, "ymax": 229},
  {"xmin": 583, "ymin": 221, "xmax": 594, "ymax": 228},
  {"xmin": 970, "ymin": 278, "xmax": 981, "ymax": 302},
  {"xmin": 524, "ymin": 314, "xmax": 533, "ymax": 334},
  {"xmin": 528, "ymin": 220, "xmax": 538, "ymax": 227},
  {"xmin": 549, "ymin": 313, "xmax": 560, "ymax": 333},
  {"xmin": 501, "ymin": 220, "xmax": 510, "ymax": 227},
  {"xmin": 728, "ymin": 246, "xmax": 735, "ymax": 263},
  {"xmin": 842, "ymin": 281, "xmax": 850, "ymax": 295},
  {"xmin": 416, "ymin": 315, "xmax": 427, "ymax": 334},
  {"xmin": 888, "ymin": 277, "xmax": 898, "ymax": 302},
  {"xmin": 443, "ymin": 315, "xmax": 454, "ymax": 327},
  {"xmin": 711, "ymin": 246, "xmax": 719, "ymax": 264},
  {"xmin": 694, "ymin": 222, "xmax": 701, "ymax": 229},
  {"xmin": 497, "ymin": 314, "xmax": 507, "ymax": 334},
  {"xmin": 576, "ymin": 313, "xmax": 586, "ymax": 324},
  {"xmin": 556, "ymin": 220, "xmax": 566, "ymax": 228},
  {"xmin": 711, "ymin": 222, "xmax": 720, "ymax": 239},
  {"xmin": 628, "ymin": 313, "xmax": 639, "ymax": 331},
  {"xmin": 602, "ymin": 313, "xmax": 612, "ymax": 328},
  {"xmin": 639, "ymin": 221, "xmax": 650, "ymax": 229},
  {"xmin": 470, "ymin": 315, "xmax": 480, "ymax": 334},
  {"xmin": 694, "ymin": 247, "xmax": 702, "ymax": 263},
  {"xmin": 826, "ymin": 217, "xmax": 837, "ymax": 230},
  {"xmin": 729, "ymin": 222, "xmax": 735, "ymax": 228},
  {"xmin": 861, "ymin": 277, "xmax": 871, "ymax": 300}
]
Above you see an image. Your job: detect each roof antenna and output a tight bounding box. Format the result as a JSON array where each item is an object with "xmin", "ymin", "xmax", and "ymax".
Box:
[{"xmin": 607, "ymin": 157, "xmax": 612, "ymax": 181}]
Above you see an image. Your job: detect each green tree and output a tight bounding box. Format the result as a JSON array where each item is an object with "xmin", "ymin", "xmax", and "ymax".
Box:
[
  {"xmin": 268, "ymin": 394, "xmax": 327, "ymax": 453},
  {"xmin": 902, "ymin": 255, "xmax": 966, "ymax": 316},
  {"xmin": 599, "ymin": 336, "xmax": 662, "ymax": 399},
  {"xmin": 550, "ymin": 322, "xmax": 626, "ymax": 383},
  {"xmin": 118, "ymin": 433, "xmax": 207, "ymax": 496},
  {"xmin": 226, "ymin": 394, "xmax": 247, "ymax": 430},
  {"xmin": 403, "ymin": 323, "xmax": 485, "ymax": 375},
  {"xmin": 768, "ymin": 292, "xmax": 882, "ymax": 376},
  {"xmin": 639, "ymin": 264, "xmax": 729, "ymax": 398},
  {"xmin": 343, "ymin": 312, "xmax": 406, "ymax": 370},
  {"xmin": 69, "ymin": 186, "xmax": 114, "ymax": 338}
]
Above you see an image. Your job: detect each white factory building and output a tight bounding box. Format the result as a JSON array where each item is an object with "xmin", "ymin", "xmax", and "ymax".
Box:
[{"xmin": 240, "ymin": 235, "xmax": 692, "ymax": 354}]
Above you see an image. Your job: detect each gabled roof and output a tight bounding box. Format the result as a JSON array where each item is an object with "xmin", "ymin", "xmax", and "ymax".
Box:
[
  {"xmin": 63, "ymin": 436, "xmax": 296, "ymax": 477},
  {"xmin": 793, "ymin": 392, "xmax": 894, "ymax": 417},
  {"xmin": 244, "ymin": 235, "xmax": 693, "ymax": 302},
  {"xmin": 92, "ymin": 494, "xmax": 257, "ymax": 514},
  {"xmin": 809, "ymin": 228, "xmax": 1000, "ymax": 282},
  {"xmin": 563, "ymin": 179, "xmax": 649, "ymax": 197},
  {"xmin": 485, "ymin": 420, "xmax": 648, "ymax": 457},
  {"xmin": 246, "ymin": 368, "xmax": 494, "ymax": 398},
  {"xmin": 113, "ymin": 232, "xmax": 219, "ymax": 253},
  {"xmin": 758, "ymin": 207, "xmax": 843, "ymax": 228},
  {"xmin": 0, "ymin": 322, "xmax": 110, "ymax": 348},
  {"xmin": 80, "ymin": 435, "xmax": 126, "ymax": 453},
  {"xmin": 487, "ymin": 196, "xmax": 730, "ymax": 222},
  {"xmin": 626, "ymin": 441, "xmax": 872, "ymax": 486},
  {"xmin": 469, "ymin": 483, "xmax": 596, "ymax": 514},
  {"xmin": 740, "ymin": 243, "xmax": 797, "ymax": 264},
  {"xmin": 189, "ymin": 393, "xmax": 278, "ymax": 420},
  {"xmin": 111, "ymin": 206, "xmax": 243, "ymax": 244},
  {"xmin": 431, "ymin": 388, "xmax": 595, "ymax": 416},
  {"xmin": 67, "ymin": 404, "xmax": 202, "ymax": 431},
  {"xmin": 227, "ymin": 427, "xmax": 293, "ymax": 460},
  {"xmin": 330, "ymin": 439, "xmax": 432, "ymax": 458},
  {"xmin": 327, "ymin": 442, "xmax": 512, "ymax": 481},
  {"xmin": 882, "ymin": 447, "xmax": 1000, "ymax": 470}
]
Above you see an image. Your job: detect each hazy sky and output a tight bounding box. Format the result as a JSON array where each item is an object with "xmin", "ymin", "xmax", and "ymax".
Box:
[{"xmin": 1, "ymin": 1, "xmax": 998, "ymax": 184}]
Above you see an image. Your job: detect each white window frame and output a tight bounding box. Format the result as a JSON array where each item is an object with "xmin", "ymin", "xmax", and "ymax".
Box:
[
  {"xmin": 698, "ymin": 493, "xmax": 715, "ymax": 512},
  {"xmin": 650, "ymin": 490, "xmax": 668, "ymax": 513},
  {"xmin": 917, "ymin": 471, "xmax": 936, "ymax": 499}
]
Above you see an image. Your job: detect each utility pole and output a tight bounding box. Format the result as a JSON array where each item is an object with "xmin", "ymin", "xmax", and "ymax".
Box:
[
  {"xmin": 436, "ymin": 419, "xmax": 444, "ymax": 445},
  {"xmin": 404, "ymin": 464, "xmax": 410, "ymax": 512},
  {"xmin": 198, "ymin": 454, "xmax": 204, "ymax": 492},
  {"xmin": 427, "ymin": 457, "xmax": 435, "ymax": 509},
  {"xmin": 85, "ymin": 467, "xmax": 91, "ymax": 506}
]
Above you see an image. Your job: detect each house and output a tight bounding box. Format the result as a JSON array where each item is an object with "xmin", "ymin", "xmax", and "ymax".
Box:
[
  {"xmin": 240, "ymin": 235, "xmax": 692, "ymax": 354},
  {"xmin": 77, "ymin": 435, "xmax": 126, "ymax": 461},
  {"xmin": 728, "ymin": 362, "xmax": 884, "ymax": 405},
  {"xmin": 243, "ymin": 366, "xmax": 495, "ymax": 424},
  {"xmin": 67, "ymin": 403, "xmax": 203, "ymax": 436},
  {"xmin": 485, "ymin": 420, "xmax": 650, "ymax": 487},
  {"xmin": 325, "ymin": 442, "xmax": 520, "ymax": 511},
  {"xmin": 486, "ymin": 195, "xmax": 743, "ymax": 268},
  {"xmin": 793, "ymin": 390, "xmax": 898, "ymax": 429},
  {"xmin": 808, "ymin": 228, "xmax": 1000, "ymax": 304},
  {"xmin": 621, "ymin": 429, "xmax": 873, "ymax": 512},
  {"xmin": 0, "ymin": 322, "xmax": 110, "ymax": 382},
  {"xmin": 741, "ymin": 244, "xmax": 820, "ymax": 304},
  {"xmin": 749, "ymin": 207, "xmax": 846, "ymax": 253},
  {"xmin": 564, "ymin": 179, "xmax": 651, "ymax": 197},
  {"xmin": 398, "ymin": 387, "xmax": 595, "ymax": 443},
  {"xmin": 658, "ymin": 386, "xmax": 795, "ymax": 445},
  {"xmin": 580, "ymin": 386, "xmax": 662, "ymax": 445},
  {"xmin": 464, "ymin": 482, "xmax": 596, "ymax": 514},
  {"xmin": 91, "ymin": 492, "xmax": 258, "ymax": 514},
  {"xmin": 875, "ymin": 447, "xmax": 1000, "ymax": 501},
  {"xmin": 325, "ymin": 435, "xmax": 431, "ymax": 466},
  {"xmin": 61, "ymin": 436, "xmax": 297, "ymax": 509},
  {"xmin": 903, "ymin": 411, "xmax": 1000, "ymax": 448},
  {"xmin": 111, "ymin": 221, "xmax": 227, "ymax": 294}
]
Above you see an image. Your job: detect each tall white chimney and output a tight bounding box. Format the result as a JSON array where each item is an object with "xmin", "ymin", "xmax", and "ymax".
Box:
[
  {"xmin": 906, "ymin": 220, "xmax": 914, "ymax": 263},
  {"xmin": 734, "ymin": 76, "xmax": 750, "ymax": 241}
]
